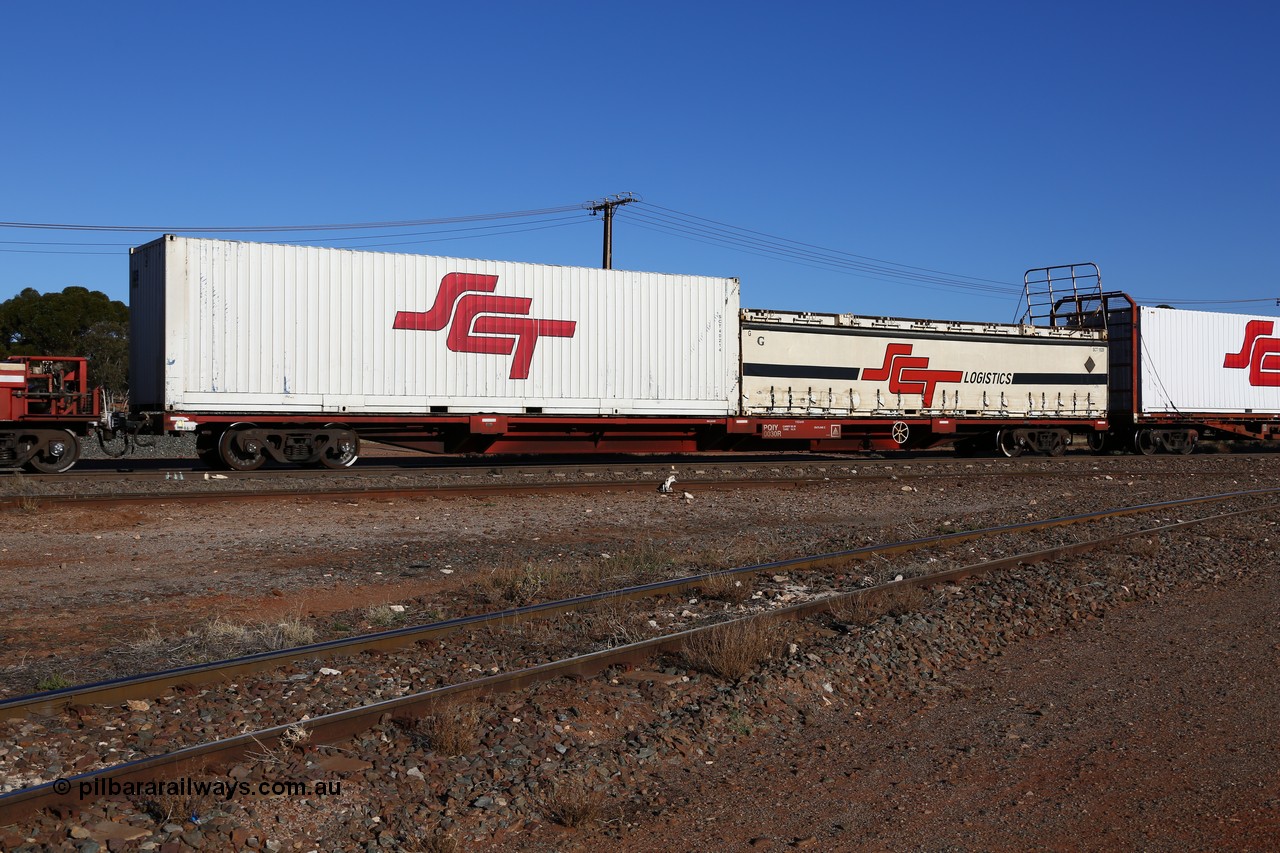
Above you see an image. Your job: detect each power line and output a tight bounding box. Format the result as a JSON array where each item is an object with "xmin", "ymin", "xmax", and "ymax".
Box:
[
  {"xmin": 0, "ymin": 247, "xmax": 120, "ymax": 255},
  {"xmin": 0, "ymin": 204, "xmax": 585, "ymax": 234},
  {"xmin": 344, "ymin": 217, "xmax": 591, "ymax": 250},
  {"xmin": 620, "ymin": 214, "xmax": 1012, "ymax": 301},
  {"xmin": 621, "ymin": 204, "xmax": 1018, "ymax": 296},
  {"xmin": 0, "ymin": 239, "xmax": 135, "ymax": 247},
  {"xmin": 622, "ymin": 205, "xmax": 1017, "ymax": 294},
  {"xmin": 639, "ymin": 201, "xmax": 1017, "ymax": 289},
  {"xmin": 1134, "ymin": 296, "xmax": 1279, "ymax": 306},
  {"xmin": 0, "ymin": 213, "xmax": 590, "ymax": 255}
]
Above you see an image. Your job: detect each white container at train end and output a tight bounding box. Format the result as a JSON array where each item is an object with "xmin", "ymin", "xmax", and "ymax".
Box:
[
  {"xmin": 129, "ymin": 236, "xmax": 741, "ymax": 416},
  {"xmin": 1138, "ymin": 305, "xmax": 1280, "ymax": 415},
  {"xmin": 739, "ymin": 310, "xmax": 1108, "ymax": 418}
]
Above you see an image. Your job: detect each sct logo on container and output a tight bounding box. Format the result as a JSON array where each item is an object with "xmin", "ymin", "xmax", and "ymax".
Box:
[
  {"xmin": 394, "ymin": 272, "xmax": 577, "ymax": 379},
  {"xmin": 1223, "ymin": 320, "xmax": 1280, "ymax": 387},
  {"xmin": 863, "ymin": 343, "xmax": 963, "ymax": 407}
]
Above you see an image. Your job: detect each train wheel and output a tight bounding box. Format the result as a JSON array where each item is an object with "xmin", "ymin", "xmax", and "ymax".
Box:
[
  {"xmin": 1179, "ymin": 431, "xmax": 1197, "ymax": 455},
  {"xmin": 1087, "ymin": 431, "xmax": 1108, "ymax": 454},
  {"xmin": 997, "ymin": 429, "xmax": 1022, "ymax": 458},
  {"xmin": 24, "ymin": 430, "xmax": 80, "ymax": 473},
  {"xmin": 218, "ymin": 426, "xmax": 266, "ymax": 471},
  {"xmin": 315, "ymin": 425, "xmax": 360, "ymax": 469},
  {"xmin": 1047, "ymin": 433, "xmax": 1067, "ymax": 457},
  {"xmin": 1133, "ymin": 429, "xmax": 1157, "ymax": 456}
]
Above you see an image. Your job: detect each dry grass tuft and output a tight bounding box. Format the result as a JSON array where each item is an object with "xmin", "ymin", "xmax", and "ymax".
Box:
[
  {"xmin": 697, "ymin": 572, "xmax": 754, "ymax": 603},
  {"xmin": 479, "ymin": 559, "xmax": 568, "ymax": 605},
  {"xmin": 135, "ymin": 761, "xmax": 216, "ymax": 823},
  {"xmin": 415, "ymin": 702, "xmax": 481, "ymax": 756},
  {"xmin": 600, "ymin": 544, "xmax": 674, "ymax": 587},
  {"xmin": 571, "ymin": 597, "xmax": 653, "ymax": 648},
  {"xmin": 830, "ymin": 584, "xmax": 927, "ymax": 624},
  {"xmin": 827, "ymin": 590, "xmax": 888, "ymax": 624},
  {"xmin": 364, "ymin": 604, "xmax": 406, "ymax": 628},
  {"xmin": 673, "ymin": 541, "xmax": 773, "ymax": 573},
  {"xmin": 1125, "ymin": 537, "xmax": 1163, "ymax": 559},
  {"xmin": 261, "ymin": 617, "xmax": 318, "ymax": 648},
  {"xmin": 280, "ymin": 721, "xmax": 311, "ymax": 751},
  {"xmin": 883, "ymin": 584, "xmax": 926, "ymax": 617},
  {"xmin": 10, "ymin": 472, "xmax": 41, "ymax": 513},
  {"xmin": 535, "ymin": 774, "xmax": 606, "ymax": 828},
  {"xmin": 128, "ymin": 615, "xmax": 317, "ymax": 666},
  {"xmin": 136, "ymin": 789, "xmax": 216, "ymax": 825},
  {"xmin": 682, "ymin": 618, "xmax": 779, "ymax": 681},
  {"xmin": 419, "ymin": 827, "xmax": 460, "ymax": 853}
]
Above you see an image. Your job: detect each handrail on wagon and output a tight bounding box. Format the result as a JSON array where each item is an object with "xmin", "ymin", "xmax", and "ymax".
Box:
[{"xmin": 1020, "ymin": 262, "xmax": 1104, "ymax": 328}]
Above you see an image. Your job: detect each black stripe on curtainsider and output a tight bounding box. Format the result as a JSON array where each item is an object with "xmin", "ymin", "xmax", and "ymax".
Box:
[
  {"xmin": 743, "ymin": 363, "xmax": 861, "ymax": 381},
  {"xmin": 1012, "ymin": 373, "xmax": 1108, "ymax": 385}
]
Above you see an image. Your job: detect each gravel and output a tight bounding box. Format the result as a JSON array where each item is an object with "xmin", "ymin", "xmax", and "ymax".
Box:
[{"xmin": 0, "ymin": 455, "xmax": 1277, "ymax": 849}]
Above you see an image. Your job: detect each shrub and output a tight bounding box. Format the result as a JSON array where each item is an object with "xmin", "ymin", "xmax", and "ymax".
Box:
[{"xmin": 36, "ymin": 673, "xmax": 71, "ymax": 692}]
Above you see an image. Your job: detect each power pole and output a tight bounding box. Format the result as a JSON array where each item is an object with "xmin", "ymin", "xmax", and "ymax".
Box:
[{"xmin": 586, "ymin": 193, "xmax": 638, "ymax": 269}]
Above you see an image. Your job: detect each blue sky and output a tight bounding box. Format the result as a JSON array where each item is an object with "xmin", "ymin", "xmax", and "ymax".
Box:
[{"xmin": 2, "ymin": 1, "xmax": 1276, "ymax": 322}]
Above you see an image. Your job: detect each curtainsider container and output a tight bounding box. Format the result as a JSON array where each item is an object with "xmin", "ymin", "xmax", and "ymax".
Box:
[
  {"xmin": 129, "ymin": 236, "xmax": 740, "ymax": 417},
  {"xmin": 737, "ymin": 308, "xmax": 1109, "ymax": 456},
  {"xmin": 740, "ymin": 309, "xmax": 1109, "ymax": 419}
]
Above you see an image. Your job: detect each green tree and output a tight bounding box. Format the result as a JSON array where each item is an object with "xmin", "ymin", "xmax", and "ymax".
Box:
[{"xmin": 0, "ymin": 286, "xmax": 130, "ymax": 391}]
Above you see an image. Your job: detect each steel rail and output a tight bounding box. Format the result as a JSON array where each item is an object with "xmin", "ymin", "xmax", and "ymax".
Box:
[
  {"xmin": 5, "ymin": 487, "xmax": 1276, "ymax": 722},
  {"xmin": 0, "ymin": 475, "xmax": 830, "ymax": 510},
  {"xmin": 1, "ymin": 497, "xmax": 1273, "ymax": 825},
  {"xmin": 13, "ymin": 445, "xmax": 1279, "ymax": 480},
  {"xmin": 0, "ymin": 460, "xmax": 1262, "ymax": 510},
  {"xmin": 6, "ymin": 455, "xmax": 850, "ymax": 483},
  {"xmin": 8, "ymin": 446, "xmax": 1270, "ymax": 488}
]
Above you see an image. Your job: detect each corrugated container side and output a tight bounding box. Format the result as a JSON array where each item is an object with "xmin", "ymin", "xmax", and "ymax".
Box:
[
  {"xmin": 1139, "ymin": 305, "xmax": 1280, "ymax": 414},
  {"xmin": 149, "ymin": 237, "xmax": 739, "ymax": 416},
  {"xmin": 740, "ymin": 310, "xmax": 1108, "ymax": 418}
]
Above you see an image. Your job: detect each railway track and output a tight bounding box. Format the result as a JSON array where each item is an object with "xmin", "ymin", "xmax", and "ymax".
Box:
[
  {"xmin": 0, "ymin": 452, "xmax": 1269, "ymax": 510},
  {"xmin": 1, "ymin": 486, "xmax": 1276, "ymax": 825},
  {"xmin": 0, "ymin": 475, "xmax": 837, "ymax": 510}
]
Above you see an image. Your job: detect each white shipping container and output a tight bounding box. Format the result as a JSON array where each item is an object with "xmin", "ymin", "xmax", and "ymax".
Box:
[
  {"xmin": 129, "ymin": 236, "xmax": 740, "ymax": 416},
  {"xmin": 740, "ymin": 310, "xmax": 1108, "ymax": 418},
  {"xmin": 1138, "ymin": 305, "xmax": 1280, "ymax": 415}
]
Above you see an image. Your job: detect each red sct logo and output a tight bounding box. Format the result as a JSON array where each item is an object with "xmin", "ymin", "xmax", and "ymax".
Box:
[
  {"xmin": 1223, "ymin": 320, "xmax": 1280, "ymax": 387},
  {"xmin": 393, "ymin": 273, "xmax": 576, "ymax": 379},
  {"xmin": 863, "ymin": 343, "xmax": 962, "ymax": 406}
]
